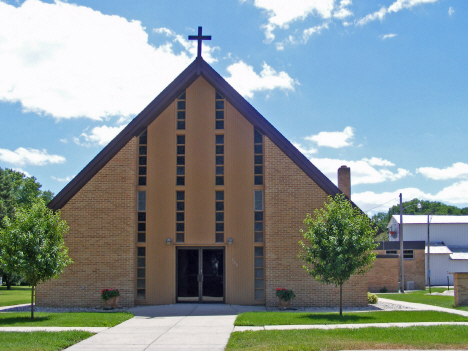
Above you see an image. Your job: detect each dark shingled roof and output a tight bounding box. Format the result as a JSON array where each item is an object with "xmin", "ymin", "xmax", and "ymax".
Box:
[{"xmin": 49, "ymin": 57, "xmax": 345, "ymax": 210}]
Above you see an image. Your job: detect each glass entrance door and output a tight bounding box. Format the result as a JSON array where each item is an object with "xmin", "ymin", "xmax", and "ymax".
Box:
[{"xmin": 177, "ymin": 247, "xmax": 224, "ymax": 303}]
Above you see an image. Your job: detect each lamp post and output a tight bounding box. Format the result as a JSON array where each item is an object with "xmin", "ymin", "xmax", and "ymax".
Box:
[
  {"xmin": 427, "ymin": 213, "xmax": 433, "ymax": 294},
  {"xmin": 399, "ymin": 194, "xmax": 422, "ymax": 293}
]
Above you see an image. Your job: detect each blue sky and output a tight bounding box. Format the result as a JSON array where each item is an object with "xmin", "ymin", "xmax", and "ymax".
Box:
[{"xmin": 0, "ymin": 0, "xmax": 466, "ymax": 214}]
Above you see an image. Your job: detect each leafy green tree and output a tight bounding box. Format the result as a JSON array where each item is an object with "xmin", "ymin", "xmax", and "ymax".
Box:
[
  {"xmin": 299, "ymin": 194, "xmax": 378, "ymax": 316},
  {"xmin": 0, "ymin": 168, "xmax": 54, "ymax": 289},
  {"xmin": 0, "ymin": 200, "xmax": 72, "ymax": 318}
]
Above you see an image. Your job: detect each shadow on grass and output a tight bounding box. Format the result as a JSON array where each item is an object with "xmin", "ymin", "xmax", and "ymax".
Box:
[
  {"xmin": 298, "ymin": 313, "xmax": 374, "ymax": 323},
  {"xmin": 0, "ymin": 315, "xmax": 52, "ymax": 325}
]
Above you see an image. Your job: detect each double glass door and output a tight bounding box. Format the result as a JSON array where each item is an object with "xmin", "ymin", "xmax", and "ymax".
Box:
[{"xmin": 177, "ymin": 247, "xmax": 224, "ymax": 303}]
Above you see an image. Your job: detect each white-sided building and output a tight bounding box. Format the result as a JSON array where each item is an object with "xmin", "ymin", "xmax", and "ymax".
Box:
[{"xmin": 387, "ymin": 215, "xmax": 468, "ymax": 285}]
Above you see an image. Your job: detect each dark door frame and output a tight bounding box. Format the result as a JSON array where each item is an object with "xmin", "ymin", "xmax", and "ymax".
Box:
[{"xmin": 176, "ymin": 246, "xmax": 225, "ymax": 303}]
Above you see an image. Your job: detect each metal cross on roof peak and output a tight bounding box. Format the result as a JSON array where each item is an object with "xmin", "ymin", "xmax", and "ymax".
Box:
[{"xmin": 189, "ymin": 26, "xmax": 211, "ymax": 58}]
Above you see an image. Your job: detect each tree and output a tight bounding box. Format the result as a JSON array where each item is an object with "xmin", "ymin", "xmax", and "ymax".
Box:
[
  {"xmin": 299, "ymin": 194, "xmax": 378, "ymax": 316},
  {"xmin": 0, "ymin": 168, "xmax": 54, "ymax": 289},
  {"xmin": 0, "ymin": 200, "xmax": 72, "ymax": 318}
]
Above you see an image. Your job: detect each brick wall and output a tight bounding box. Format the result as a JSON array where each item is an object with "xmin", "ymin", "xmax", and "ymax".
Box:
[
  {"xmin": 453, "ymin": 273, "xmax": 468, "ymax": 307},
  {"xmin": 36, "ymin": 139, "xmax": 137, "ymax": 308},
  {"xmin": 367, "ymin": 249, "xmax": 425, "ymax": 292},
  {"xmin": 368, "ymin": 252, "xmax": 399, "ymax": 293},
  {"xmin": 404, "ymin": 249, "xmax": 425, "ymax": 290},
  {"xmin": 264, "ymin": 137, "xmax": 368, "ymax": 307}
]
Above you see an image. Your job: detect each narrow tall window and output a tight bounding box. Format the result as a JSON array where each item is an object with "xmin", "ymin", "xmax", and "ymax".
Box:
[
  {"xmin": 254, "ymin": 246, "xmax": 264, "ymax": 300},
  {"xmin": 177, "ymin": 91, "xmax": 186, "ymax": 130},
  {"xmin": 137, "ymin": 191, "xmax": 146, "ymax": 243},
  {"xmin": 215, "ymin": 134, "xmax": 224, "ymax": 186},
  {"xmin": 215, "ymin": 91, "xmax": 224, "ymax": 130},
  {"xmin": 176, "ymin": 135, "xmax": 185, "ymax": 186},
  {"xmin": 254, "ymin": 128, "xmax": 263, "ymax": 185},
  {"xmin": 137, "ymin": 246, "xmax": 146, "ymax": 299},
  {"xmin": 176, "ymin": 191, "xmax": 185, "ymax": 243},
  {"xmin": 215, "ymin": 191, "xmax": 224, "ymax": 243},
  {"xmin": 254, "ymin": 190, "xmax": 263, "ymax": 243},
  {"xmin": 138, "ymin": 130, "xmax": 147, "ymax": 186}
]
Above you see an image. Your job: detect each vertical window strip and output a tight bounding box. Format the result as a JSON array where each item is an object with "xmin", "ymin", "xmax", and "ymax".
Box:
[
  {"xmin": 138, "ymin": 130, "xmax": 147, "ymax": 186},
  {"xmin": 137, "ymin": 191, "xmax": 146, "ymax": 243},
  {"xmin": 177, "ymin": 91, "xmax": 186, "ymax": 130},
  {"xmin": 254, "ymin": 246, "xmax": 264, "ymax": 300},
  {"xmin": 215, "ymin": 191, "xmax": 224, "ymax": 243},
  {"xmin": 176, "ymin": 135, "xmax": 185, "ymax": 186},
  {"xmin": 215, "ymin": 91, "xmax": 224, "ymax": 130},
  {"xmin": 254, "ymin": 190, "xmax": 264, "ymax": 243},
  {"xmin": 254, "ymin": 128, "xmax": 263, "ymax": 185},
  {"xmin": 137, "ymin": 246, "xmax": 146, "ymax": 299},
  {"xmin": 215, "ymin": 134, "xmax": 224, "ymax": 186},
  {"xmin": 176, "ymin": 191, "xmax": 185, "ymax": 243}
]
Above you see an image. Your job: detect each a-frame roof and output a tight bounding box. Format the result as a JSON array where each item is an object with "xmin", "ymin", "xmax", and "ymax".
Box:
[{"xmin": 49, "ymin": 57, "xmax": 344, "ymax": 210}]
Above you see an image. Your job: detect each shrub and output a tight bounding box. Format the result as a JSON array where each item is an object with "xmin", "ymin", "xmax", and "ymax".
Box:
[
  {"xmin": 101, "ymin": 289, "xmax": 120, "ymax": 301},
  {"xmin": 367, "ymin": 292, "xmax": 378, "ymax": 304},
  {"xmin": 275, "ymin": 288, "xmax": 296, "ymax": 301},
  {"xmin": 380, "ymin": 286, "xmax": 388, "ymax": 293}
]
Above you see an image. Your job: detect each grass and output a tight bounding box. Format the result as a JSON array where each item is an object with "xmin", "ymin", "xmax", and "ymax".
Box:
[
  {"xmin": 226, "ymin": 325, "xmax": 468, "ymax": 350},
  {"xmin": 235, "ymin": 310, "xmax": 468, "ymax": 326},
  {"xmin": 377, "ymin": 287, "xmax": 468, "ymax": 311},
  {"xmin": 0, "ymin": 331, "xmax": 92, "ymax": 351},
  {"xmin": 0, "ymin": 286, "xmax": 32, "ymax": 307},
  {"xmin": 0, "ymin": 312, "xmax": 133, "ymax": 327}
]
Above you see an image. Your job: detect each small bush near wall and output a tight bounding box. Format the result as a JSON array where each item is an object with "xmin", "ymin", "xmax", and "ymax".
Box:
[{"xmin": 368, "ymin": 292, "xmax": 378, "ymax": 304}]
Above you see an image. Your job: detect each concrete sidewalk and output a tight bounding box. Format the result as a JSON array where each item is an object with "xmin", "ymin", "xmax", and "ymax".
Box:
[
  {"xmin": 66, "ymin": 304, "xmax": 266, "ymax": 351},
  {"xmin": 378, "ymin": 297, "xmax": 468, "ymax": 317}
]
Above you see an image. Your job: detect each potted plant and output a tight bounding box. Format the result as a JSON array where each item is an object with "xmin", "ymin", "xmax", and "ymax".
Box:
[
  {"xmin": 101, "ymin": 288, "xmax": 120, "ymax": 309},
  {"xmin": 275, "ymin": 288, "xmax": 296, "ymax": 309}
]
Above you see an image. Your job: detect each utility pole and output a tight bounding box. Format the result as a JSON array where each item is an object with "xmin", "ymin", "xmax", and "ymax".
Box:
[
  {"xmin": 428, "ymin": 214, "xmax": 431, "ymax": 294},
  {"xmin": 400, "ymin": 193, "xmax": 404, "ymax": 293}
]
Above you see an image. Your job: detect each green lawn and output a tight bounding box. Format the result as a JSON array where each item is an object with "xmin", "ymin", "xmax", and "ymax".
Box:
[
  {"xmin": 0, "ymin": 331, "xmax": 92, "ymax": 351},
  {"xmin": 0, "ymin": 286, "xmax": 32, "ymax": 307},
  {"xmin": 226, "ymin": 325, "xmax": 468, "ymax": 350},
  {"xmin": 0, "ymin": 312, "xmax": 133, "ymax": 327},
  {"xmin": 235, "ymin": 310, "xmax": 468, "ymax": 326},
  {"xmin": 377, "ymin": 288, "xmax": 468, "ymax": 311}
]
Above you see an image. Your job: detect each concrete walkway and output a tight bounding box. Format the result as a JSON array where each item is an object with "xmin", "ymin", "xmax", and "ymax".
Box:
[
  {"xmin": 66, "ymin": 304, "xmax": 266, "ymax": 351},
  {"xmin": 378, "ymin": 297, "xmax": 468, "ymax": 317}
]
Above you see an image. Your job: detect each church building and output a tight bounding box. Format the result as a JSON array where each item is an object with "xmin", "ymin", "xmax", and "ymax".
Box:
[{"xmin": 37, "ymin": 29, "xmax": 367, "ymax": 308}]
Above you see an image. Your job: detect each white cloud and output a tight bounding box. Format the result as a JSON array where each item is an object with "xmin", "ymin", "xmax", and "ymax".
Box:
[
  {"xmin": 333, "ymin": 0, "xmax": 353, "ymax": 20},
  {"xmin": 0, "ymin": 147, "xmax": 66, "ymax": 166},
  {"xmin": 305, "ymin": 126, "xmax": 354, "ymax": 148},
  {"xmin": 382, "ymin": 33, "xmax": 397, "ymax": 40},
  {"xmin": 0, "ymin": 1, "xmax": 212, "ymax": 120},
  {"xmin": 388, "ymin": 0, "xmax": 438, "ymax": 13},
  {"xmin": 244, "ymin": 0, "xmax": 335, "ymax": 42},
  {"xmin": 225, "ymin": 61, "xmax": 298, "ymax": 98},
  {"xmin": 59, "ymin": 138, "xmax": 68, "ymax": 144},
  {"xmin": 356, "ymin": 0, "xmax": 438, "ymax": 26},
  {"xmin": 356, "ymin": 7, "xmax": 387, "ymax": 26},
  {"xmin": 417, "ymin": 162, "xmax": 468, "ymax": 180},
  {"xmin": 448, "ymin": 7, "xmax": 454, "ymax": 16},
  {"xmin": 354, "ymin": 181, "xmax": 468, "ymax": 215},
  {"xmin": 362, "ymin": 157, "xmax": 395, "ymax": 167},
  {"xmin": 303, "ymin": 22, "xmax": 330, "ymax": 42},
  {"xmin": 74, "ymin": 125, "xmax": 126, "ymax": 147},
  {"xmin": 51, "ymin": 175, "xmax": 74, "ymax": 182},
  {"xmin": 292, "ymin": 142, "xmax": 318, "ymax": 157},
  {"xmin": 310, "ymin": 157, "xmax": 411, "ymax": 185}
]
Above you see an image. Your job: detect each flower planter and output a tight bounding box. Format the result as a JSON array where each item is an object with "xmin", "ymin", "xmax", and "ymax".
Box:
[
  {"xmin": 104, "ymin": 296, "xmax": 119, "ymax": 309},
  {"xmin": 278, "ymin": 297, "xmax": 291, "ymax": 309}
]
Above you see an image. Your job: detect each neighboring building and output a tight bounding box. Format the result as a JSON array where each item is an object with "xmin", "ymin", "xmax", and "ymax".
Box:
[
  {"xmin": 387, "ymin": 215, "xmax": 468, "ymax": 285},
  {"xmin": 368, "ymin": 241, "xmax": 425, "ymax": 292},
  {"xmin": 36, "ymin": 52, "xmax": 368, "ymax": 308}
]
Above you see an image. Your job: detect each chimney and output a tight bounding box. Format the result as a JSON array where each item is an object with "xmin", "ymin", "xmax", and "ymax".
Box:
[{"xmin": 338, "ymin": 165, "xmax": 351, "ymax": 199}]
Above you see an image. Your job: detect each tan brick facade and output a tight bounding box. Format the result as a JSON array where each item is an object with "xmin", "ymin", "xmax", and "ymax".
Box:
[
  {"xmin": 368, "ymin": 252, "xmax": 399, "ymax": 293},
  {"xmin": 264, "ymin": 137, "xmax": 368, "ymax": 307},
  {"xmin": 36, "ymin": 139, "xmax": 137, "ymax": 308},
  {"xmin": 453, "ymin": 273, "xmax": 468, "ymax": 307},
  {"xmin": 367, "ymin": 249, "xmax": 425, "ymax": 292}
]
